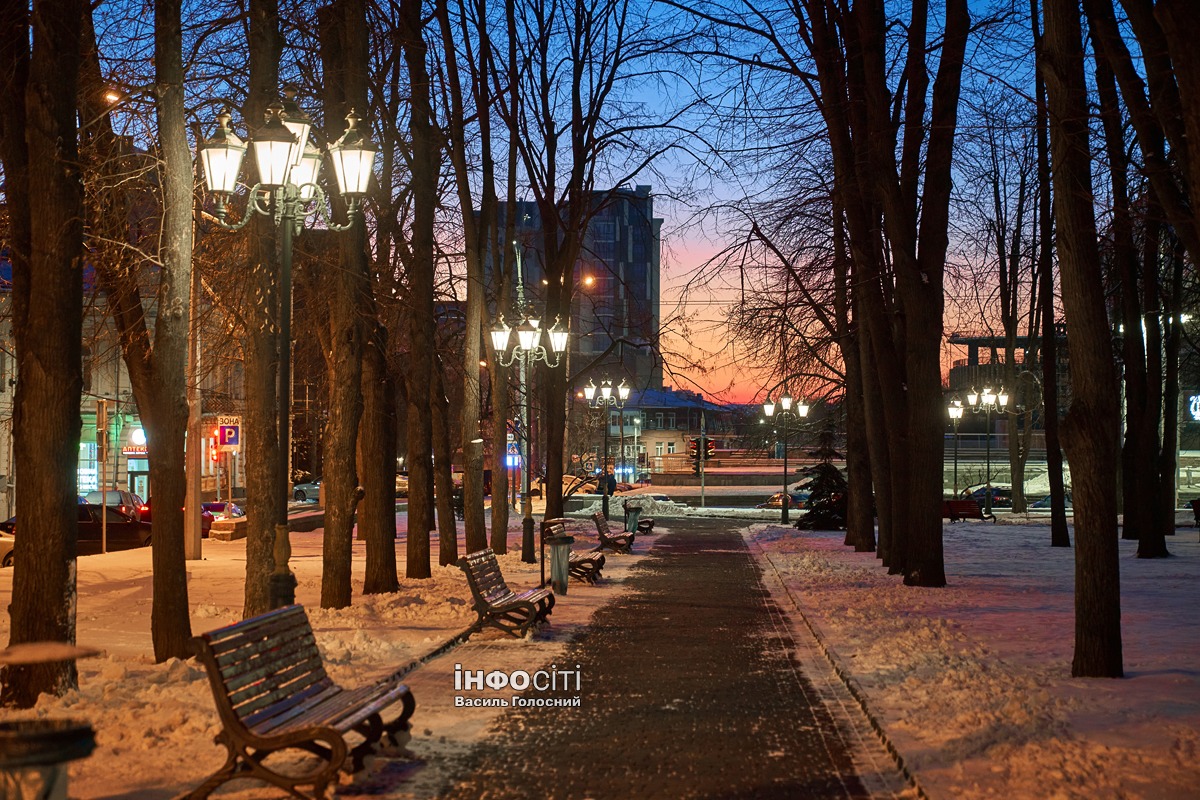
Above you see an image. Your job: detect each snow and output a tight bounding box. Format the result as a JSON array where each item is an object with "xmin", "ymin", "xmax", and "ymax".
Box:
[
  {"xmin": 0, "ymin": 509, "xmax": 1196, "ymax": 799},
  {"xmin": 748, "ymin": 521, "xmax": 1200, "ymax": 799}
]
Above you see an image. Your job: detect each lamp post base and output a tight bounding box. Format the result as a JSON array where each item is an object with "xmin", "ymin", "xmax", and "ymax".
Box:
[
  {"xmin": 602, "ymin": 492, "xmax": 610, "ymax": 520},
  {"xmin": 521, "ymin": 515, "xmax": 536, "ymax": 563}
]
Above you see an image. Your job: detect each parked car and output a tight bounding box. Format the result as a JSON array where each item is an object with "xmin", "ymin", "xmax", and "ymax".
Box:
[
  {"xmin": 84, "ymin": 489, "xmax": 145, "ymax": 521},
  {"xmin": 394, "ymin": 473, "xmax": 409, "ymax": 498},
  {"xmin": 2, "ymin": 505, "xmax": 151, "ymax": 558},
  {"xmin": 140, "ymin": 497, "xmax": 217, "ymax": 537},
  {"xmin": 756, "ymin": 491, "xmax": 809, "ymax": 510},
  {"xmin": 961, "ymin": 485, "xmax": 1013, "ymax": 509},
  {"xmin": 292, "ymin": 478, "xmax": 321, "ymax": 502},
  {"xmin": 1030, "ymin": 491, "xmax": 1073, "ymax": 510},
  {"xmin": 0, "ymin": 530, "xmax": 13, "ymax": 567}
]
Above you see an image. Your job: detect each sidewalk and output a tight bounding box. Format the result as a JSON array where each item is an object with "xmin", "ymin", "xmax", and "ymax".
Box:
[{"xmin": 410, "ymin": 518, "xmax": 908, "ymax": 799}]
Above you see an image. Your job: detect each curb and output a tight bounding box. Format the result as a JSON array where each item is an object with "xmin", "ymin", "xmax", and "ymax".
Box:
[{"xmin": 749, "ymin": 534, "xmax": 931, "ymax": 800}]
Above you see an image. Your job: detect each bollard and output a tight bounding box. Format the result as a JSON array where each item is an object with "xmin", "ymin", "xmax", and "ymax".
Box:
[{"xmin": 544, "ymin": 533, "xmax": 575, "ymax": 595}]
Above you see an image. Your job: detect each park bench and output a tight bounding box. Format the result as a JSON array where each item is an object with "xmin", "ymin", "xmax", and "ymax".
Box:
[
  {"xmin": 188, "ymin": 605, "xmax": 415, "ymax": 800},
  {"xmin": 942, "ymin": 499, "xmax": 995, "ymax": 523},
  {"xmin": 541, "ymin": 518, "xmax": 606, "ymax": 584},
  {"xmin": 1190, "ymin": 498, "xmax": 1200, "ymax": 526},
  {"xmin": 458, "ymin": 548, "xmax": 555, "ymax": 638},
  {"xmin": 591, "ymin": 511, "xmax": 635, "ymax": 554}
]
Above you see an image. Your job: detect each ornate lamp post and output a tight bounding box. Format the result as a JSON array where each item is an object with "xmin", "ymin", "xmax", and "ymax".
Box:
[
  {"xmin": 965, "ymin": 386, "xmax": 1008, "ymax": 516},
  {"xmin": 583, "ymin": 379, "xmax": 629, "ymax": 520},
  {"xmin": 762, "ymin": 392, "xmax": 809, "ymax": 524},
  {"xmin": 491, "ymin": 241, "xmax": 569, "ymax": 562},
  {"xmin": 947, "ymin": 399, "xmax": 964, "ymax": 497},
  {"xmin": 197, "ymin": 90, "xmax": 377, "ymax": 608}
]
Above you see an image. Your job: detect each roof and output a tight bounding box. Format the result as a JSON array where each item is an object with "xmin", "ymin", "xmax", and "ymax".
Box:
[{"xmin": 628, "ymin": 387, "xmax": 726, "ymax": 412}]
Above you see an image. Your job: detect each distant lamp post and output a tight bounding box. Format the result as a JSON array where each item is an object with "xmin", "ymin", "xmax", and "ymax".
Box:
[
  {"xmin": 584, "ymin": 378, "xmax": 629, "ymax": 520},
  {"xmin": 947, "ymin": 399, "xmax": 964, "ymax": 497},
  {"xmin": 965, "ymin": 386, "xmax": 1008, "ymax": 516},
  {"xmin": 491, "ymin": 241, "xmax": 569, "ymax": 562},
  {"xmin": 198, "ymin": 90, "xmax": 377, "ymax": 608},
  {"xmin": 763, "ymin": 392, "xmax": 810, "ymax": 524}
]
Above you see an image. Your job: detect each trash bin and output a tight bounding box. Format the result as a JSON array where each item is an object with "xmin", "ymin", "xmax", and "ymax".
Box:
[
  {"xmin": 624, "ymin": 503, "xmax": 643, "ymax": 533},
  {"xmin": 0, "ymin": 719, "xmax": 96, "ymax": 798},
  {"xmin": 0, "ymin": 641, "xmax": 100, "ymax": 800},
  {"xmin": 544, "ymin": 533, "xmax": 575, "ymax": 595}
]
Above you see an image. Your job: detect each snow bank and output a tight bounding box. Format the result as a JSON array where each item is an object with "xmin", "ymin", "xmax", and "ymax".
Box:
[{"xmin": 749, "ymin": 521, "xmax": 1200, "ymax": 800}]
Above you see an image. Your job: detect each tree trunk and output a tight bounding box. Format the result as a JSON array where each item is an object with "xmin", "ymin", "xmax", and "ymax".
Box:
[
  {"xmin": 399, "ymin": 0, "xmax": 437, "ymax": 578},
  {"xmin": 1, "ymin": 0, "xmax": 86, "ymax": 707},
  {"xmin": 317, "ymin": 0, "xmax": 370, "ymax": 609},
  {"xmin": 432, "ymin": 356, "xmax": 458, "ymax": 565},
  {"xmin": 436, "ymin": 0, "xmax": 490, "ymax": 554},
  {"xmin": 1030, "ymin": 0, "xmax": 1071, "ymax": 547},
  {"xmin": 240, "ymin": 0, "xmax": 285, "ymax": 618},
  {"xmin": 147, "ymin": 0, "xmax": 194, "ymax": 658},
  {"xmin": 360, "ymin": 320, "xmax": 400, "ymax": 592},
  {"xmin": 1043, "ymin": 0, "xmax": 1124, "ymax": 678},
  {"xmin": 77, "ymin": 3, "xmax": 195, "ymax": 661}
]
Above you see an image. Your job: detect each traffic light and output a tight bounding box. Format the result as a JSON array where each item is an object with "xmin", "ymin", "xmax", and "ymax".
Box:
[
  {"xmin": 210, "ymin": 448, "xmax": 220, "ymax": 464},
  {"xmin": 704, "ymin": 437, "xmax": 716, "ymax": 459},
  {"xmin": 688, "ymin": 437, "xmax": 700, "ymax": 475}
]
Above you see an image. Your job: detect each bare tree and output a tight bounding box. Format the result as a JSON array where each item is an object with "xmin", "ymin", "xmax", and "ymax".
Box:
[
  {"xmin": 398, "ymin": 0, "xmax": 440, "ymax": 579},
  {"xmin": 1042, "ymin": 0, "xmax": 1123, "ymax": 678},
  {"xmin": 0, "ymin": 0, "xmax": 87, "ymax": 707}
]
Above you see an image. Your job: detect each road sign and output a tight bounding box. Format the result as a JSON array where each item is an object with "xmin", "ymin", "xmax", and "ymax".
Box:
[
  {"xmin": 506, "ymin": 442, "xmax": 520, "ymax": 456},
  {"xmin": 217, "ymin": 415, "xmax": 241, "ymax": 452}
]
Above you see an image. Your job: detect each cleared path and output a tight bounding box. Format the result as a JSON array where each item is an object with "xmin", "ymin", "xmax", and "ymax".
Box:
[{"xmin": 437, "ymin": 517, "xmax": 899, "ymax": 799}]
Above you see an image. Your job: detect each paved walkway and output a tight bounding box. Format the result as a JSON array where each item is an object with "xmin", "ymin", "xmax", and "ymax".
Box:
[{"xmin": 435, "ymin": 518, "xmax": 906, "ymax": 799}]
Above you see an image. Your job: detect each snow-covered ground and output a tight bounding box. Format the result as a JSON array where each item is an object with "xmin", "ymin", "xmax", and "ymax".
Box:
[
  {"xmin": 749, "ymin": 521, "xmax": 1200, "ymax": 800},
  {"xmin": 0, "ymin": 511, "xmax": 1196, "ymax": 799}
]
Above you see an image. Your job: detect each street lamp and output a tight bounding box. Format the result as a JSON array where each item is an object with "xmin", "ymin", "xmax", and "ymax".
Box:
[
  {"xmin": 965, "ymin": 386, "xmax": 1008, "ymax": 516},
  {"xmin": 491, "ymin": 241, "xmax": 569, "ymax": 563},
  {"xmin": 762, "ymin": 392, "xmax": 809, "ymax": 524},
  {"xmin": 197, "ymin": 91, "xmax": 377, "ymax": 608},
  {"xmin": 583, "ymin": 378, "xmax": 630, "ymax": 520},
  {"xmin": 947, "ymin": 399, "xmax": 964, "ymax": 497}
]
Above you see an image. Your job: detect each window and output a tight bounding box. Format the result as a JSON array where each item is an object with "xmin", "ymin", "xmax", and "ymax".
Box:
[
  {"xmin": 655, "ymin": 413, "xmax": 663, "ymax": 429},
  {"xmin": 655, "ymin": 442, "xmax": 664, "ymax": 456},
  {"xmin": 667, "ymin": 412, "xmax": 676, "ymax": 430},
  {"xmin": 667, "ymin": 441, "xmax": 676, "ymax": 454}
]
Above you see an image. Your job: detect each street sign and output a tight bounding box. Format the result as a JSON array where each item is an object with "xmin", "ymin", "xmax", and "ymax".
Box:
[
  {"xmin": 218, "ymin": 415, "xmax": 241, "ymax": 452},
  {"xmin": 506, "ymin": 442, "xmax": 520, "ymax": 456}
]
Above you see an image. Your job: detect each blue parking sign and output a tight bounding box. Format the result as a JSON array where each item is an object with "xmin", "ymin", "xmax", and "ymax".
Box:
[{"xmin": 218, "ymin": 415, "xmax": 241, "ymax": 451}]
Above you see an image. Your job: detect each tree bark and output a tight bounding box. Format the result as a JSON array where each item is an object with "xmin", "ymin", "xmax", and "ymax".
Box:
[
  {"xmin": 317, "ymin": 0, "xmax": 370, "ymax": 609},
  {"xmin": 241, "ymin": 0, "xmax": 285, "ymax": 618},
  {"xmin": 1, "ymin": 0, "xmax": 86, "ymax": 707},
  {"xmin": 432, "ymin": 355, "xmax": 458, "ymax": 565},
  {"xmin": 1030, "ymin": 0, "xmax": 1071, "ymax": 547},
  {"xmin": 1043, "ymin": 0, "xmax": 1124, "ymax": 678},
  {"xmin": 360, "ymin": 320, "xmax": 400, "ymax": 592},
  {"xmin": 399, "ymin": 0, "xmax": 437, "ymax": 578}
]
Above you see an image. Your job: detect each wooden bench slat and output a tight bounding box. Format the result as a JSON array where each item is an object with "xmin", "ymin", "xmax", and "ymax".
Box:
[
  {"xmin": 227, "ymin": 655, "xmax": 331, "ymax": 713},
  {"xmin": 219, "ymin": 634, "xmax": 325, "ymax": 690},
  {"xmin": 204, "ymin": 608, "xmax": 312, "ymax": 655}
]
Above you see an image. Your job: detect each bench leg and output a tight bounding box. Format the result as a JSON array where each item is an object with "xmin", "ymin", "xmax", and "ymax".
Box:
[{"xmin": 188, "ymin": 730, "xmax": 346, "ymax": 800}]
